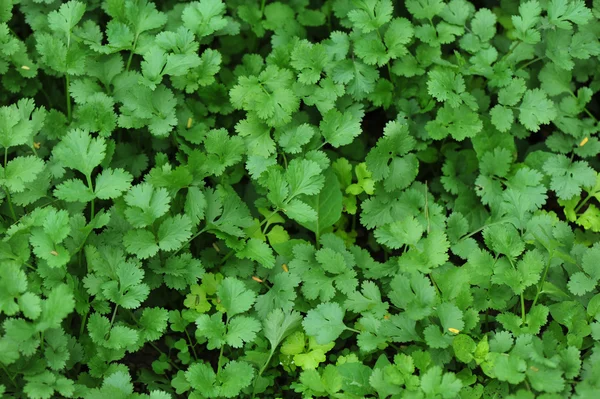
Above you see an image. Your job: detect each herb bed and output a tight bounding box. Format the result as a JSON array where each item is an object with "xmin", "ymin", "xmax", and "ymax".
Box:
[{"xmin": 1, "ymin": 0, "xmax": 600, "ymax": 398}]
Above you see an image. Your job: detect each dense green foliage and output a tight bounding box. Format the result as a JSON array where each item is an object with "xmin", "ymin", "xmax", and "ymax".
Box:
[{"xmin": 1, "ymin": 0, "xmax": 600, "ymax": 397}]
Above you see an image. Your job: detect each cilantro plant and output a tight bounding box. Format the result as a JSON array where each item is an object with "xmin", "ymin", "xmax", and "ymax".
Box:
[{"xmin": 1, "ymin": 0, "xmax": 600, "ymax": 398}]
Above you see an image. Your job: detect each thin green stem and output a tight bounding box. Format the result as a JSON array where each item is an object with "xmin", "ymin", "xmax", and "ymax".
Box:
[
  {"xmin": 39, "ymin": 87, "xmax": 54, "ymax": 108},
  {"xmin": 126, "ymin": 35, "xmax": 139, "ymax": 72},
  {"xmin": 79, "ymin": 310, "xmax": 89, "ymax": 339},
  {"xmin": 531, "ymin": 252, "xmax": 554, "ymax": 309},
  {"xmin": 252, "ymin": 348, "xmax": 275, "ymax": 396},
  {"xmin": 258, "ymin": 351, "xmax": 274, "ymax": 378},
  {"xmin": 498, "ymin": 42, "xmax": 517, "ymax": 64},
  {"xmin": 216, "ymin": 316, "xmax": 229, "ymax": 377},
  {"xmin": 174, "ymin": 227, "xmax": 208, "ymax": 256},
  {"xmin": 346, "ymin": 327, "xmax": 361, "ymax": 334},
  {"xmin": 260, "ymin": 0, "xmax": 267, "ymax": 15},
  {"xmin": 220, "ymin": 207, "xmax": 282, "ymax": 264},
  {"xmin": 520, "ymin": 293, "xmax": 526, "ymax": 323},
  {"xmin": 19, "ymin": 260, "xmax": 36, "ymax": 271},
  {"xmin": 583, "ymin": 108, "xmax": 598, "ymax": 122},
  {"xmin": 568, "ymin": 90, "xmax": 598, "ymax": 122},
  {"xmin": 0, "ymin": 363, "xmax": 17, "ymax": 389},
  {"xmin": 219, "ymin": 249, "xmax": 235, "ymax": 265},
  {"xmin": 386, "ymin": 62, "xmax": 394, "ymax": 85},
  {"xmin": 574, "ymin": 193, "xmax": 593, "ymax": 214},
  {"xmin": 185, "ymin": 329, "xmax": 198, "ymax": 361},
  {"xmin": 5, "ymin": 190, "xmax": 16, "ymax": 221},
  {"xmin": 4, "ymin": 148, "xmax": 16, "ymax": 221},
  {"xmin": 108, "ymin": 304, "xmax": 119, "ymax": 333},
  {"xmin": 8, "ymin": 27, "xmax": 19, "ymax": 38},
  {"xmin": 65, "ymin": 75, "xmax": 72, "ymax": 122},
  {"xmin": 507, "ymin": 257, "xmax": 526, "ymax": 323},
  {"xmin": 125, "ymin": 309, "xmax": 182, "ymax": 370},
  {"xmin": 429, "ymin": 273, "xmax": 441, "ymax": 297},
  {"xmin": 460, "ymin": 220, "xmax": 508, "ymax": 241},
  {"xmin": 148, "ymin": 341, "xmax": 181, "ymax": 370},
  {"xmin": 85, "ymin": 174, "xmax": 95, "ymax": 219},
  {"xmin": 517, "ymin": 56, "xmax": 544, "ymax": 71}
]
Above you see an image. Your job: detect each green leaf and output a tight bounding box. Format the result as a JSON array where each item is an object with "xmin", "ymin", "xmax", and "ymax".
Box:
[
  {"xmin": 139, "ymin": 307, "xmax": 169, "ymax": 342},
  {"xmin": 94, "ymin": 168, "xmax": 133, "ymax": 199},
  {"xmin": 453, "ymin": 334, "xmax": 476, "ymax": 363},
  {"xmin": 283, "ymin": 199, "xmax": 317, "ymax": 223},
  {"xmin": 420, "ymin": 366, "xmax": 463, "ymax": 398},
  {"xmin": 348, "ymin": 0, "xmax": 393, "ymax": 32},
  {"xmin": 493, "ymin": 250, "xmax": 545, "ymax": 294},
  {"xmin": 54, "ymin": 179, "xmax": 94, "ymax": 202},
  {"xmin": 226, "ymin": 315, "xmax": 261, "ymax": 348},
  {"xmin": 426, "ymin": 104, "xmax": 482, "ymax": 141},
  {"xmin": 218, "ymin": 360, "xmax": 254, "ymax": 397},
  {"xmin": 263, "ymin": 308, "xmax": 303, "ymax": 351},
  {"xmin": 297, "ymin": 168, "xmax": 343, "ymax": 235},
  {"xmin": 498, "ymin": 78, "xmax": 526, "ymax": 106},
  {"xmin": 37, "ymin": 284, "xmax": 75, "ymax": 332},
  {"xmin": 185, "ymin": 362, "xmax": 218, "ymax": 396},
  {"xmin": 2, "ymin": 156, "xmax": 44, "ymax": 193},
  {"xmin": 236, "ymin": 238, "xmax": 275, "ymax": 269},
  {"xmin": 185, "ymin": 187, "xmax": 207, "ymax": 225},
  {"xmin": 182, "ymin": 0, "xmax": 228, "ymax": 38},
  {"xmin": 47, "ymin": 1, "xmax": 86, "ymax": 38},
  {"xmin": 52, "ymin": 129, "xmax": 106, "ymax": 177},
  {"xmin": 290, "ymin": 40, "xmax": 328, "ymax": 84},
  {"xmin": 285, "ymin": 158, "xmax": 326, "ymax": 199},
  {"xmin": 470, "ymin": 8, "xmax": 496, "ymax": 42},
  {"xmin": 218, "ymin": 277, "xmax": 257, "ymax": 317},
  {"xmin": 406, "ymin": 0, "xmax": 445, "ymax": 20},
  {"xmin": 303, "ymin": 302, "xmax": 347, "ymax": 344},
  {"xmin": 384, "ymin": 18, "xmax": 414, "ymax": 59},
  {"xmin": 158, "ymin": 215, "xmax": 192, "ymax": 251},
  {"xmin": 438, "ymin": 302, "xmax": 464, "ymax": 333},
  {"xmin": 374, "ymin": 215, "xmax": 424, "ymax": 249},
  {"xmin": 320, "ymin": 105, "xmax": 364, "ymax": 148},
  {"xmin": 344, "ymin": 280, "xmax": 389, "ymax": 318},
  {"xmin": 427, "ymin": 69, "xmax": 465, "ymax": 108},
  {"xmin": 0, "ymin": 263, "xmax": 27, "ymax": 316},
  {"xmin": 543, "ymin": 155, "xmax": 596, "ymax": 200},
  {"xmin": 124, "ymin": 229, "xmax": 159, "ymax": 259},
  {"xmin": 19, "ymin": 292, "xmax": 41, "ymax": 320},
  {"xmin": 0, "ymin": 99, "xmax": 46, "ymax": 150},
  {"xmin": 195, "ymin": 313, "xmax": 226, "ymax": 349},
  {"xmin": 483, "ymin": 223, "xmax": 525, "ymax": 259},
  {"xmin": 124, "ymin": 183, "xmax": 171, "ymax": 228},
  {"xmin": 548, "ymin": 0, "xmax": 593, "ymax": 29},
  {"xmin": 518, "ymin": 89, "xmax": 557, "ymax": 132},
  {"xmin": 278, "ymin": 124, "xmax": 316, "ymax": 154}
]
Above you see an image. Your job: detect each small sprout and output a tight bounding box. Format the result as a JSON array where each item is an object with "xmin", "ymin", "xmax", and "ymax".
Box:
[
  {"xmin": 33, "ymin": 142, "xmax": 41, "ymax": 149},
  {"xmin": 282, "ymin": 263, "xmax": 289, "ymax": 272},
  {"xmin": 252, "ymin": 276, "xmax": 263, "ymax": 283},
  {"xmin": 448, "ymin": 328, "xmax": 460, "ymax": 334},
  {"xmin": 21, "ymin": 65, "xmax": 30, "ymax": 70},
  {"xmin": 579, "ymin": 137, "xmax": 589, "ymax": 147},
  {"xmin": 383, "ymin": 314, "xmax": 390, "ymax": 320},
  {"xmin": 50, "ymin": 250, "xmax": 59, "ymax": 256},
  {"xmin": 529, "ymin": 366, "xmax": 539, "ymax": 372},
  {"xmin": 187, "ymin": 117, "xmax": 193, "ymax": 129}
]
